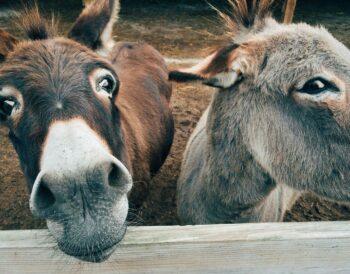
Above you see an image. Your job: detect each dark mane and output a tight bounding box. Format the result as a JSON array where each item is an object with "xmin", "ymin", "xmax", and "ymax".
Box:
[
  {"xmin": 212, "ymin": 0, "xmax": 278, "ymax": 35},
  {"xmin": 18, "ymin": 5, "xmax": 58, "ymax": 40}
]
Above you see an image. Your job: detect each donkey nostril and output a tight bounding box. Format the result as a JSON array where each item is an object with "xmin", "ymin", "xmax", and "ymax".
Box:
[
  {"xmin": 108, "ymin": 164, "xmax": 123, "ymax": 187},
  {"xmin": 35, "ymin": 181, "xmax": 56, "ymax": 209}
]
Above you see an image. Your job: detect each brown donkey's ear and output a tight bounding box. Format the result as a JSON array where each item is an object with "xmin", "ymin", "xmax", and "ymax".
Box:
[
  {"xmin": 169, "ymin": 43, "xmax": 256, "ymax": 89},
  {"xmin": 68, "ymin": 0, "xmax": 120, "ymax": 54},
  {"xmin": 0, "ymin": 30, "xmax": 18, "ymax": 63}
]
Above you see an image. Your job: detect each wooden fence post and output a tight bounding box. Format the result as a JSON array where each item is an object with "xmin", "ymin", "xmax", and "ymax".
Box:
[{"xmin": 284, "ymin": 0, "xmax": 297, "ymax": 24}]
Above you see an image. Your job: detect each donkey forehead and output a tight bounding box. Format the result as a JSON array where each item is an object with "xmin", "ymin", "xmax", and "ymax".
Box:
[
  {"xmin": 0, "ymin": 39, "xmax": 115, "ymax": 98},
  {"xmin": 257, "ymin": 23, "xmax": 350, "ymax": 64},
  {"xmin": 0, "ymin": 40, "xmax": 116, "ymax": 132},
  {"xmin": 10, "ymin": 38, "xmax": 96, "ymax": 63},
  {"xmin": 1, "ymin": 39, "xmax": 108, "ymax": 84}
]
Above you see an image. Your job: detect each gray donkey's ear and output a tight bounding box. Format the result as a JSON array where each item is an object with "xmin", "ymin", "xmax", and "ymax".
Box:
[
  {"xmin": 169, "ymin": 43, "xmax": 254, "ymax": 89},
  {"xmin": 68, "ymin": 0, "xmax": 120, "ymax": 55},
  {"xmin": 0, "ymin": 29, "xmax": 18, "ymax": 63}
]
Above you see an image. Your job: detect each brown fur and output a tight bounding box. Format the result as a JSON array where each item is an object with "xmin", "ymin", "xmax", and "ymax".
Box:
[
  {"xmin": 0, "ymin": 0, "xmax": 174, "ymax": 262},
  {"xmin": 19, "ymin": 5, "xmax": 58, "ymax": 40},
  {"xmin": 111, "ymin": 42, "xmax": 174, "ymax": 204},
  {"xmin": 0, "ymin": 30, "xmax": 17, "ymax": 61},
  {"xmin": 1, "ymin": 37, "xmax": 173, "ymax": 206}
]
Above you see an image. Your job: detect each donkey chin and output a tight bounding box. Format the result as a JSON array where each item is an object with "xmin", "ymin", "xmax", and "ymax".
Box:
[
  {"xmin": 31, "ymin": 160, "xmax": 132, "ymax": 262},
  {"xmin": 47, "ymin": 197, "xmax": 129, "ymax": 263},
  {"xmin": 27, "ymin": 119, "xmax": 133, "ymax": 262}
]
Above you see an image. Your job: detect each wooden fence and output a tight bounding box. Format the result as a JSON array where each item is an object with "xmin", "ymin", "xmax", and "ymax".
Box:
[
  {"xmin": 284, "ymin": 0, "xmax": 297, "ymax": 23},
  {"xmin": 1, "ymin": 221, "xmax": 350, "ymax": 273}
]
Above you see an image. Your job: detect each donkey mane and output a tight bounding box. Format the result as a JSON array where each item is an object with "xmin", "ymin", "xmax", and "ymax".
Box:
[
  {"xmin": 18, "ymin": 5, "xmax": 58, "ymax": 40},
  {"xmin": 16, "ymin": 0, "xmax": 119, "ymax": 49},
  {"xmin": 215, "ymin": 0, "xmax": 277, "ymax": 37}
]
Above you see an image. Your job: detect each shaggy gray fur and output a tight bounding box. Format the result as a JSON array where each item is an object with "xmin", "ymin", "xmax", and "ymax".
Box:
[{"xmin": 176, "ymin": 2, "xmax": 350, "ymax": 224}]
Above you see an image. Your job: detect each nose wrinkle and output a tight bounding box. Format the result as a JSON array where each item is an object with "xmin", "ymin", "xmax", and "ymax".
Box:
[
  {"xmin": 83, "ymin": 184, "xmax": 100, "ymax": 219},
  {"xmin": 80, "ymin": 185, "xmax": 88, "ymax": 221}
]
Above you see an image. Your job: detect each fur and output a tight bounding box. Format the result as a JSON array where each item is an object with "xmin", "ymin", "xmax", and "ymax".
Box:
[
  {"xmin": 172, "ymin": 0, "xmax": 350, "ymax": 224},
  {"xmin": 19, "ymin": 5, "xmax": 58, "ymax": 40},
  {"xmin": 0, "ymin": 0, "xmax": 174, "ymax": 262}
]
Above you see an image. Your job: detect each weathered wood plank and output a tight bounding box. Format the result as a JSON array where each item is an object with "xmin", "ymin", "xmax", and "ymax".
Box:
[{"xmin": 1, "ymin": 222, "xmax": 350, "ymax": 273}]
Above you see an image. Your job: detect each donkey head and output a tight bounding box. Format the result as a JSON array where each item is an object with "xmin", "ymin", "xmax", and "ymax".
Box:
[
  {"xmin": 0, "ymin": 0, "xmax": 132, "ymax": 262},
  {"xmin": 170, "ymin": 0, "xmax": 350, "ymax": 203}
]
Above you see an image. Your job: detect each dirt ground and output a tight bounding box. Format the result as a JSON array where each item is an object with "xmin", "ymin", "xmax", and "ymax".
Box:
[{"xmin": 1, "ymin": 1, "xmax": 350, "ymax": 230}]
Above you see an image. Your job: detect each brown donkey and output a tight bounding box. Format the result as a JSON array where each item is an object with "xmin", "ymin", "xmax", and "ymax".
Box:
[
  {"xmin": 170, "ymin": 0, "xmax": 350, "ymax": 224},
  {"xmin": 0, "ymin": 0, "xmax": 174, "ymax": 262}
]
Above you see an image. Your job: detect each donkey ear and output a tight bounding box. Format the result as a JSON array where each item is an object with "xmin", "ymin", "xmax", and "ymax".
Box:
[
  {"xmin": 68, "ymin": 0, "xmax": 119, "ymax": 54},
  {"xmin": 169, "ymin": 43, "xmax": 250, "ymax": 89},
  {"xmin": 0, "ymin": 30, "xmax": 18, "ymax": 63}
]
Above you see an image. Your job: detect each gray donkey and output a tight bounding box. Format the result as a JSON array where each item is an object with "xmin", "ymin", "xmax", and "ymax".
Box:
[{"xmin": 170, "ymin": 0, "xmax": 350, "ymax": 224}]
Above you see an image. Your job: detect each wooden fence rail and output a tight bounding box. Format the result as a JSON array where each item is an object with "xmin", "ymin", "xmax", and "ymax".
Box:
[{"xmin": 1, "ymin": 221, "xmax": 350, "ymax": 273}]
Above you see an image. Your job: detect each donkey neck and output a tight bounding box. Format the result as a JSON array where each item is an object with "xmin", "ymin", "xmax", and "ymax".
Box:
[{"xmin": 200, "ymin": 89, "xmax": 281, "ymax": 222}]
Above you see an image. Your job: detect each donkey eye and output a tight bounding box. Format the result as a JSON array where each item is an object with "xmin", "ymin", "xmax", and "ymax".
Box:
[
  {"xmin": 97, "ymin": 74, "xmax": 116, "ymax": 97},
  {"xmin": 0, "ymin": 98, "xmax": 18, "ymax": 116},
  {"xmin": 298, "ymin": 77, "xmax": 339, "ymax": 95}
]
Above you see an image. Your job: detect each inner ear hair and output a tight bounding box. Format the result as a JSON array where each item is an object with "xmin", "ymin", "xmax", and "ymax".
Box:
[
  {"xmin": 201, "ymin": 43, "xmax": 240, "ymax": 75},
  {"xmin": 204, "ymin": 69, "xmax": 243, "ymax": 88},
  {"xmin": 68, "ymin": 0, "xmax": 120, "ymax": 53},
  {"xmin": 0, "ymin": 30, "xmax": 18, "ymax": 62},
  {"xmin": 168, "ymin": 42, "xmax": 245, "ymax": 88}
]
